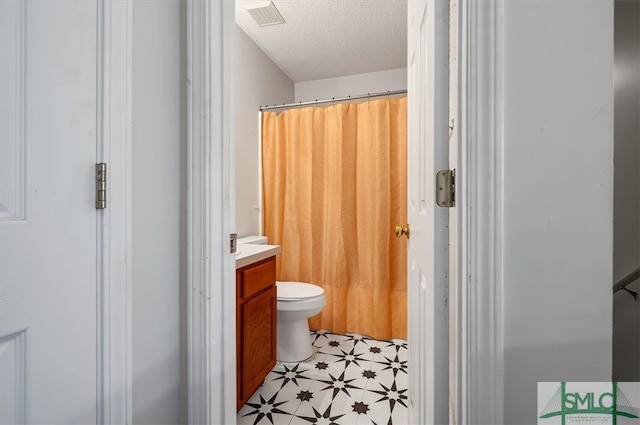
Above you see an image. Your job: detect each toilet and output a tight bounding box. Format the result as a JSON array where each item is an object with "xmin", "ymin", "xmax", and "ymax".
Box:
[
  {"xmin": 238, "ymin": 236, "xmax": 326, "ymax": 362},
  {"xmin": 276, "ymin": 281, "xmax": 325, "ymax": 362}
]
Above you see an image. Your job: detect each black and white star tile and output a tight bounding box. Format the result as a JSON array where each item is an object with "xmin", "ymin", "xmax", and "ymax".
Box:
[{"xmin": 238, "ymin": 330, "xmax": 408, "ymax": 425}]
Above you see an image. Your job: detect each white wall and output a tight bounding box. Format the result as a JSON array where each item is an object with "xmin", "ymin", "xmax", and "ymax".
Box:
[
  {"xmin": 294, "ymin": 68, "xmax": 407, "ymax": 102},
  {"xmin": 235, "ymin": 25, "xmax": 294, "ymax": 237},
  {"xmin": 613, "ymin": 0, "xmax": 640, "ymax": 382},
  {"xmin": 500, "ymin": 2, "xmax": 614, "ymax": 422},
  {"xmin": 132, "ymin": 1, "xmax": 186, "ymax": 423}
]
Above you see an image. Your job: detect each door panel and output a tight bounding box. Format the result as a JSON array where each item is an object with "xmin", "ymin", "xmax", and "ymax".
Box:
[
  {"xmin": 0, "ymin": 1, "xmax": 99, "ymax": 423},
  {"xmin": 407, "ymin": 0, "xmax": 450, "ymax": 423},
  {"xmin": 241, "ymin": 287, "xmax": 277, "ymax": 401}
]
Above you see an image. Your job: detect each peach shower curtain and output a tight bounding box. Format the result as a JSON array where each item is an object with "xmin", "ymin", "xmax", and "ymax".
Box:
[{"xmin": 262, "ymin": 97, "xmax": 407, "ymax": 340}]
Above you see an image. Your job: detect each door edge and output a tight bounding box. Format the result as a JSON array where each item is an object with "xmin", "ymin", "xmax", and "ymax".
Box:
[{"xmin": 98, "ymin": 0, "xmax": 133, "ymax": 423}]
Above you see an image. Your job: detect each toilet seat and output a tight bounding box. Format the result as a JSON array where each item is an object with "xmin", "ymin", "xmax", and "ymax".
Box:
[{"xmin": 276, "ymin": 281, "xmax": 324, "ymax": 301}]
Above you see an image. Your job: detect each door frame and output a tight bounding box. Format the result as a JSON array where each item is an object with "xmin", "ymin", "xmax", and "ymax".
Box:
[
  {"xmin": 186, "ymin": 1, "xmax": 236, "ymax": 424},
  {"xmin": 457, "ymin": 0, "xmax": 504, "ymax": 423},
  {"xmin": 97, "ymin": 0, "xmax": 133, "ymax": 422},
  {"xmin": 186, "ymin": 1, "xmax": 505, "ymax": 423}
]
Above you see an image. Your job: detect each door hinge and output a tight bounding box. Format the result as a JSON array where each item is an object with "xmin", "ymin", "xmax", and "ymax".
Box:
[
  {"xmin": 95, "ymin": 163, "xmax": 107, "ymax": 209},
  {"xmin": 436, "ymin": 169, "xmax": 455, "ymax": 208}
]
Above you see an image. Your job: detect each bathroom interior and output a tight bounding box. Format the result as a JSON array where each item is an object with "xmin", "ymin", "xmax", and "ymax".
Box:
[
  {"xmin": 231, "ymin": 1, "xmax": 639, "ymax": 424},
  {"xmin": 233, "ymin": 1, "xmax": 412, "ymax": 424}
]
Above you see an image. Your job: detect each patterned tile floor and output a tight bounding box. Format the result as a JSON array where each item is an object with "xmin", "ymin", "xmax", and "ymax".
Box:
[{"xmin": 238, "ymin": 330, "xmax": 408, "ymax": 425}]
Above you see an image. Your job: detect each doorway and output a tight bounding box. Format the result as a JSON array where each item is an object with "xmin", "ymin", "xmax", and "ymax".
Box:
[
  {"xmin": 612, "ymin": 0, "xmax": 640, "ymax": 382},
  {"xmin": 233, "ymin": 1, "xmax": 459, "ymax": 423},
  {"xmin": 183, "ymin": 0, "xmax": 472, "ymax": 422}
]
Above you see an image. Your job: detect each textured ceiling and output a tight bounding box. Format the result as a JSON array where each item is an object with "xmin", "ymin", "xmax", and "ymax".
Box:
[{"xmin": 235, "ymin": 0, "xmax": 407, "ymax": 83}]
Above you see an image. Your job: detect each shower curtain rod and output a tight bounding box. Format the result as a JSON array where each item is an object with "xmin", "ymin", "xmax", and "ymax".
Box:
[{"xmin": 259, "ymin": 89, "xmax": 407, "ymax": 112}]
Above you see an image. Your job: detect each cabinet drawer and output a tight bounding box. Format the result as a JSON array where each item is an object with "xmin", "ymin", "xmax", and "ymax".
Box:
[{"xmin": 241, "ymin": 257, "xmax": 275, "ymax": 299}]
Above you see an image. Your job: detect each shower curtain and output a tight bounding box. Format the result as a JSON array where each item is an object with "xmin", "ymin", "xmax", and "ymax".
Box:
[{"xmin": 262, "ymin": 97, "xmax": 407, "ymax": 340}]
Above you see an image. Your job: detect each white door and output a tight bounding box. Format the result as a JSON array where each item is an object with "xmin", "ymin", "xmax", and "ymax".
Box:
[
  {"xmin": 407, "ymin": 0, "xmax": 450, "ymax": 423},
  {"xmin": 0, "ymin": 1, "xmax": 101, "ymax": 423}
]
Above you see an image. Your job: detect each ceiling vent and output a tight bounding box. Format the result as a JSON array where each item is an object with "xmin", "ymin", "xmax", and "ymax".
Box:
[{"xmin": 244, "ymin": 1, "xmax": 286, "ymax": 27}]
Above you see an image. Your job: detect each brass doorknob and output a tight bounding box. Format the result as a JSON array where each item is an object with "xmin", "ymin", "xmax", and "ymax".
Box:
[{"xmin": 395, "ymin": 225, "xmax": 410, "ymax": 239}]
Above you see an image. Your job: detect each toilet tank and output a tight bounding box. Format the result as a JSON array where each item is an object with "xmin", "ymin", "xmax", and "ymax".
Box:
[{"xmin": 237, "ymin": 235, "xmax": 268, "ymax": 245}]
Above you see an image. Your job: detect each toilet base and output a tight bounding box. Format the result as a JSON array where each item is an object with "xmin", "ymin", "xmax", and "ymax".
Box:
[{"xmin": 277, "ymin": 319, "xmax": 313, "ymax": 362}]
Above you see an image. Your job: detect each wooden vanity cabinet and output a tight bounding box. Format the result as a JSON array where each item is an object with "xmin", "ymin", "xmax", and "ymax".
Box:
[{"xmin": 236, "ymin": 256, "xmax": 277, "ymax": 410}]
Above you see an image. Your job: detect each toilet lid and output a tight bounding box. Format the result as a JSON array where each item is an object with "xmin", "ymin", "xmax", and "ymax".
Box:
[{"xmin": 276, "ymin": 281, "xmax": 324, "ymax": 300}]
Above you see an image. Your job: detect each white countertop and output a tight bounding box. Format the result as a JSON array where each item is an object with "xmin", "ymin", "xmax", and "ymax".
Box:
[{"xmin": 235, "ymin": 243, "xmax": 281, "ymax": 269}]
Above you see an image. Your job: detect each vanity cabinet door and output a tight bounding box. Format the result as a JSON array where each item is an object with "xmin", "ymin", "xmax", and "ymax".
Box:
[
  {"xmin": 236, "ymin": 255, "xmax": 277, "ymax": 410},
  {"xmin": 240, "ymin": 285, "xmax": 277, "ymax": 402}
]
